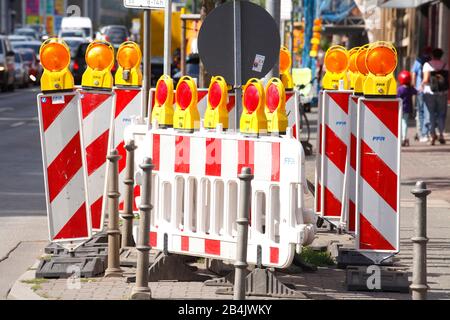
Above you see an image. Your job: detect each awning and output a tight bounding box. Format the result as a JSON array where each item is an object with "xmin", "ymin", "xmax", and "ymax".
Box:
[{"xmin": 378, "ymin": 0, "xmax": 435, "ymax": 8}]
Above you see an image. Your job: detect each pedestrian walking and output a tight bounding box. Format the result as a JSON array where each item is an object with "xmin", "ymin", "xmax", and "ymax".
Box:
[
  {"xmin": 422, "ymin": 48, "xmax": 449, "ymax": 145},
  {"xmin": 397, "ymin": 70, "xmax": 417, "ymax": 147},
  {"xmin": 412, "ymin": 47, "xmax": 432, "ymax": 142}
]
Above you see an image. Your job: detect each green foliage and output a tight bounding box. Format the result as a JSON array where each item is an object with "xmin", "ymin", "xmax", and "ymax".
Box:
[{"xmin": 300, "ymin": 247, "xmax": 335, "ymax": 267}]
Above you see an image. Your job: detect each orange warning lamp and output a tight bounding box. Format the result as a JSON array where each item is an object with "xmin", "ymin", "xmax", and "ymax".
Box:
[
  {"xmin": 280, "ymin": 46, "xmax": 294, "ymax": 90},
  {"xmin": 265, "ymin": 78, "xmax": 288, "ymax": 135},
  {"xmin": 363, "ymin": 41, "xmax": 398, "ymax": 96},
  {"xmin": 348, "ymin": 47, "xmax": 360, "ymax": 90},
  {"xmin": 204, "ymin": 76, "xmax": 229, "ymax": 130},
  {"xmin": 39, "ymin": 38, "xmax": 74, "ymax": 92},
  {"xmin": 240, "ymin": 78, "xmax": 267, "ymax": 135},
  {"xmin": 152, "ymin": 75, "xmax": 174, "ymax": 128},
  {"xmin": 82, "ymin": 40, "xmax": 115, "ymax": 90},
  {"xmin": 115, "ymin": 41, "xmax": 142, "ymax": 87},
  {"xmin": 310, "ymin": 19, "xmax": 322, "ymax": 58},
  {"xmin": 173, "ymin": 76, "xmax": 200, "ymax": 132},
  {"xmin": 354, "ymin": 44, "xmax": 370, "ymax": 94},
  {"xmin": 322, "ymin": 45, "xmax": 349, "ymax": 90}
]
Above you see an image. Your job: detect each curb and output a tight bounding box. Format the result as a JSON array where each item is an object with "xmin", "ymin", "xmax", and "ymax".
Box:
[{"xmin": 7, "ymin": 260, "xmax": 47, "ymax": 300}]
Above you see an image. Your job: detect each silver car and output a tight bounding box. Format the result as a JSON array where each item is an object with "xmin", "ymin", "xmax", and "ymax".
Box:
[{"xmin": 14, "ymin": 52, "xmax": 30, "ymax": 88}]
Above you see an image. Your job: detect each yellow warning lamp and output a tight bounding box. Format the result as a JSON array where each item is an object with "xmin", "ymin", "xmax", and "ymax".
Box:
[
  {"xmin": 39, "ymin": 38, "xmax": 74, "ymax": 92},
  {"xmin": 82, "ymin": 40, "xmax": 115, "ymax": 90},
  {"xmin": 204, "ymin": 76, "xmax": 229, "ymax": 130},
  {"xmin": 322, "ymin": 45, "xmax": 349, "ymax": 90},
  {"xmin": 240, "ymin": 78, "xmax": 267, "ymax": 136},
  {"xmin": 173, "ymin": 76, "xmax": 200, "ymax": 132},
  {"xmin": 363, "ymin": 41, "xmax": 398, "ymax": 96},
  {"xmin": 280, "ymin": 46, "xmax": 294, "ymax": 90},
  {"xmin": 348, "ymin": 47, "xmax": 360, "ymax": 90},
  {"xmin": 151, "ymin": 75, "xmax": 174, "ymax": 128},
  {"xmin": 115, "ymin": 41, "xmax": 142, "ymax": 87},
  {"xmin": 265, "ymin": 78, "xmax": 288, "ymax": 135},
  {"xmin": 354, "ymin": 44, "xmax": 370, "ymax": 94}
]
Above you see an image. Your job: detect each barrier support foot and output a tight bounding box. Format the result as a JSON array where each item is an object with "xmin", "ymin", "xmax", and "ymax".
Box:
[
  {"xmin": 215, "ymin": 268, "xmax": 309, "ymax": 299},
  {"xmin": 147, "ymin": 253, "xmax": 210, "ymax": 282}
]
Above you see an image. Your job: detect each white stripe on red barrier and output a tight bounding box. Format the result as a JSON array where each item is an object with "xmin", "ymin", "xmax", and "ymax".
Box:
[
  {"xmin": 355, "ymin": 98, "xmax": 401, "ymax": 260},
  {"xmin": 79, "ymin": 90, "xmax": 115, "ymax": 232},
  {"xmin": 347, "ymin": 95, "xmax": 359, "ymax": 233},
  {"xmin": 37, "ymin": 92, "xmax": 91, "ymax": 248}
]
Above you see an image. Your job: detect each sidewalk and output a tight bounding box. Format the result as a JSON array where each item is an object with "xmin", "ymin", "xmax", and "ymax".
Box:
[{"xmin": 7, "ymin": 109, "xmax": 450, "ymax": 300}]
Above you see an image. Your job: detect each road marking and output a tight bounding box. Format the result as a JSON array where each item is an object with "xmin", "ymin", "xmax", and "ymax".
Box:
[
  {"xmin": 10, "ymin": 122, "xmax": 25, "ymax": 128},
  {"xmin": 0, "ymin": 108, "xmax": 14, "ymax": 113},
  {"xmin": 0, "ymin": 117, "xmax": 38, "ymax": 122},
  {"xmin": 0, "ymin": 210, "xmax": 46, "ymax": 215},
  {"xmin": 0, "ymin": 192, "xmax": 45, "ymax": 196}
]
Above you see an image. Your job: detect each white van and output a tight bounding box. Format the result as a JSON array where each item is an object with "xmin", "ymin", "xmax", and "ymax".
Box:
[{"xmin": 61, "ymin": 17, "xmax": 93, "ymax": 41}]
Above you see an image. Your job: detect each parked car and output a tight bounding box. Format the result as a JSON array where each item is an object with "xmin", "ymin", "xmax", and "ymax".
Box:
[
  {"xmin": 61, "ymin": 17, "xmax": 93, "ymax": 41},
  {"xmin": 63, "ymin": 37, "xmax": 89, "ymax": 58},
  {"xmin": 97, "ymin": 25, "xmax": 129, "ymax": 48},
  {"xmin": 71, "ymin": 42, "xmax": 90, "ymax": 85},
  {"xmin": 59, "ymin": 29, "xmax": 87, "ymax": 40},
  {"xmin": 25, "ymin": 24, "xmax": 48, "ymax": 40},
  {"xmin": 12, "ymin": 41, "xmax": 42, "ymax": 61},
  {"xmin": 14, "ymin": 28, "xmax": 40, "ymax": 40},
  {"xmin": 14, "ymin": 52, "xmax": 30, "ymax": 88},
  {"xmin": 0, "ymin": 35, "xmax": 15, "ymax": 92},
  {"xmin": 8, "ymin": 35, "xmax": 34, "ymax": 43},
  {"xmin": 16, "ymin": 48, "xmax": 41, "ymax": 84}
]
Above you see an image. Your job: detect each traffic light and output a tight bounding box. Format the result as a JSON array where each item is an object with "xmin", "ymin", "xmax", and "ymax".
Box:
[
  {"xmin": 279, "ymin": 46, "xmax": 294, "ymax": 90},
  {"xmin": 173, "ymin": 76, "xmax": 200, "ymax": 132},
  {"xmin": 322, "ymin": 45, "xmax": 349, "ymax": 90},
  {"xmin": 265, "ymin": 78, "xmax": 288, "ymax": 135},
  {"xmin": 82, "ymin": 40, "xmax": 115, "ymax": 90},
  {"xmin": 152, "ymin": 75, "xmax": 174, "ymax": 128},
  {"xmin": 310, "ymin": 19, "xmax": 322, "ymax": 58},
  {"xmin": 348, "ymin": 47, "xmax": 360, "ymax": 90},
  {"xmin": 39, "ymin": 38, "xmax": 74, "ymax": 92},
  {"xmin": 204, "ymin": 76, "xmax": 229, "ymax": 130},
  {"xmin": 363, "ymin": 41, "xmax": 398, "ymax": 97},
  {"xmin": 115, "ymin": 41, "xmax": 142, "ymax": 87},
  {"xmin": 354, "ymin": 44, "xmax": 370, "ymax": 95},
  {"xmin": 240, "ymin": 78, "xmax": 267, "ymax": 136}
]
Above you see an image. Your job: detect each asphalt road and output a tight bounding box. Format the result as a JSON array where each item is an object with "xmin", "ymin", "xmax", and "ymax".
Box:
[{"xmin": 0, "ymin": 87, "xmax": 48, "ymax": 299}]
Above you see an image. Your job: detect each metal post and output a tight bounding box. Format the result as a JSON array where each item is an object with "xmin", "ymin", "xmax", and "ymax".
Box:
[
  {"xmin": 410, "ymin": 181, "xmax": 430, "ymax": 300},
  {"xmin": 130, "ymin": 158, "xmax": 154, "ymax": 300},
  {"xmin": 105, "ymin": 150, "xmax": 123, "ymax": 278},
  {"xmin": 121, "ymin": 140, "xmax": 137, "ymax": 248},
  {"xmin": 234, "ymin": 167, "xmax": 253, "ymax": 300},
  {"xmin": 142, "ymin": 9, "xmax": 152, "ymax": 119},
  {"xmin": 265, "ymin": 0, "xmax": 281, "ymax": 79},
  {"xmin": 233, "ymin": 0, "xmax": 242, "ymax": 130},
  {"xmin": 181, "ymin": 18, "xmax": 186, "ymax": 76},
  {"xmin": 163, "ymin": 0, "xmax": 173, "ymax": 76}
]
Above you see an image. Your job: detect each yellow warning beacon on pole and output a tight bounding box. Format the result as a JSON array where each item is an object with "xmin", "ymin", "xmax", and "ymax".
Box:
[
  {"xmin": 322, "ymin": 45, "xmax": 349, "ymax": 90},
  {"xmin": 82, "ymin": 40, "xmax": 115, "ymax": 90},
  {"xmin": 265, "ymin": 78, "xmax": 288, "ymax": 135},
  {"xmin": 204, "ymin": 76, "xmax": 229, "ymax": 130},
  {"xmin": 152, "ymin": 75, "xmax": 174, "ymax": 128},
  {"xmin": 115, "ymin": 41, "xmax": 142, "ymax": 87},
  {"xmin": 39, "ymin": 38, "xmax": 74, "ymax": 92},
  {"xmin": 354, "ymin": 44, "xmax": 370, "ymax": 95},
  {"xmin": 363, "ymin": 41, "xmax": 398, "ymax": 97},
  {"xmin": 173, "ymin": 76, "xmax": 200, "ymax": 132},
  {"xmin": 280, "ymin": 46, "xmax": 294, "ymax": 90},
  {"xmin": 348, "ymin": 47, "xmax": 360, "ymax": 90},
  {"xmin": 240, "ymin": 78, "xmax": 267, "ymax": 136}
]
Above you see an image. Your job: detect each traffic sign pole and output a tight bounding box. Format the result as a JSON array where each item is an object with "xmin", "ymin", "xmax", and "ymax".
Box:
[
  {"xmin": 142, "ymin": 9, "xmax": 152, "ymax": 118},
  {"xmin": 233, "ymin": 0, "xmax": 242, "ymax": 130},
  {"xmin": 164, "ymin": 0, "xmax": 173, "ymax": 76}
]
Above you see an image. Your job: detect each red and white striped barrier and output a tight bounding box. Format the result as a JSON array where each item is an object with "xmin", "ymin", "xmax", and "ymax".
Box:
[
  {"xmin": 149, "ymin": 89, "xmax": 299, "ymax": 135},
  {"xmin": 37, "ymin": 92, "xmax": 91, "ymax": 249},
  {"xmin": 355, "ymin": 98, "xmax": 401, "ymax": 263},
  {"xmin": 78, "ymin": 90, "xmax": 115, "ymax": 232},
  {"xmin": 129, "ymin": 125, "xmax": 316, "ymax": 268},
  {"xmin": 347, "ymin": 95, "xmax": 360, "ymax": 234},
  {"xmin": 110, "ymin": 88, "xmax": 143, "ymax": 214},
  {"xmin": 315, "ymin": 90, "xmax": 352, "ymax": 226}
]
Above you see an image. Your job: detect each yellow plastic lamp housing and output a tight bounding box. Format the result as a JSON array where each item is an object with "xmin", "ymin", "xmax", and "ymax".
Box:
[
  {"xmin": 173, "ymin": 76, "xmax": 200, "ymax": 131},
  {"xmin": 347, "ymin": 46, "xmax": 361, "ymax": 90},
  {"xmin": 363, "ymin": 41, "xmax": 398, "ymax": 96},
  {"xmin": 280, "ymin": 46, "xmax": 294, "ymax": 90},
  {"xmin": 115, "ymin": 41, "xmax": 143, "ymax": 87},
  {"xmin": 322, "ymin": 45, "xmax": 349, "ymax": 90},
  {"xmin": 39, "ymin": 38, "xmax": 74, "ymax": 92},
  {"xmin": 240, "ymin": 78, "xmax": 267, "ymax": 135},
  {"xmin": 82, "ymin": 40, "xmax": 115, "ymax": 90},
  {"xmin": 354, "ymin": 44, "xmax": 370, "ymax": 94},
  {"xmin": 265, "ymin": 78, "xmax": 288, "ymax": 135},
  {"xmin": 204, "ymin": 76, "xmax": 229, "ymax": 130},
  {"xmin": 152, "ymin": 75, "xmax": 174, "ymax": 128}
]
